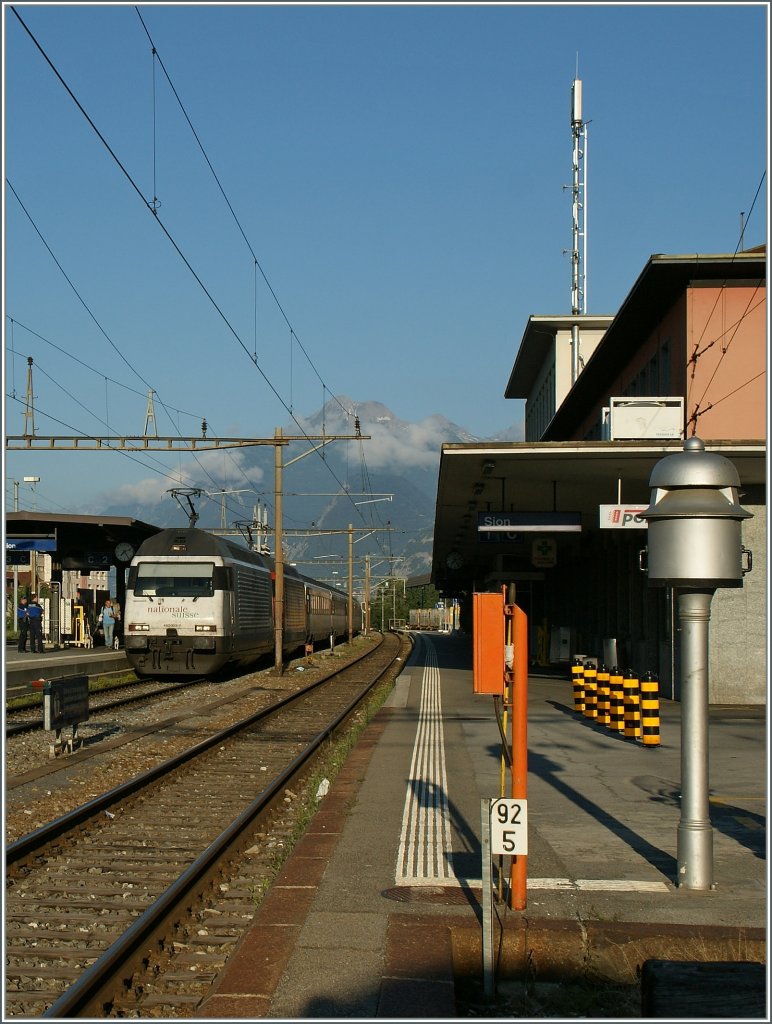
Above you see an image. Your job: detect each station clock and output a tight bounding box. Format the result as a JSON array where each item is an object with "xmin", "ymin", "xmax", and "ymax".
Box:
[
  {"xmin": 445, "ymin": 551, "xmax": 464, "ymax": 570},
  {"xmin": 114, "ymin": 541, "xmax": 135, "ymax": 563}
]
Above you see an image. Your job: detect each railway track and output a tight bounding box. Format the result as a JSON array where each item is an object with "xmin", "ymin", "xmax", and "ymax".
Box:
[
  {"xmin": 5, "ymin": 631, "xmax": 408, "ymax": 1018},
  {"xmin": 5, "ymin": 676, "xmax": 213, "ymax": 738}
]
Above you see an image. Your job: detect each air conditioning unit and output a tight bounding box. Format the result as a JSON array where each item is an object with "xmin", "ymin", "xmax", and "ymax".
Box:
[{"xmin": 608, "ymin": 397, "xmax": 684, "ymax": 440}]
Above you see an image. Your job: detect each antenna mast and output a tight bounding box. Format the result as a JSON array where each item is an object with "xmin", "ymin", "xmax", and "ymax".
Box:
[
  {"xmin": 570, "ymin": 75, "xmax": 588, "ymax": 316},
  {"xmin": 564, "ymin": 70, "xmax": 589, "ymax": 386}
]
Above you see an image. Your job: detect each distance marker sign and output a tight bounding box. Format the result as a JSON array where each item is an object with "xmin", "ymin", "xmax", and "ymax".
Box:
[{"xmin": 490, "ymin": 799, "xmax": 528, "ymax": 855}]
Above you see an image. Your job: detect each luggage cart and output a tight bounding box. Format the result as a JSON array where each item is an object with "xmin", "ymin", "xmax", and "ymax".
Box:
[{"xmin": 64, "ymin": 604, "xmax": 93, "ymax": 649}]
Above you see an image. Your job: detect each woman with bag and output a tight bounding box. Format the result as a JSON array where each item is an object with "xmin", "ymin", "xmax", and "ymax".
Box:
[{"xmin": 99, "ymin": 598, "xmax": 119, "ymax": 649}]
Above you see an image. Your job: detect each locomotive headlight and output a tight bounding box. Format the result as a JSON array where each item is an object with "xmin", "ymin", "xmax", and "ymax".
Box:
[
  {"xmin": 195, "ymin": 624, "xmax": 217, "ymax": 632},
  {"xmin": 129, "ymin": 623, "xmax": 150, "ymax": 632}
]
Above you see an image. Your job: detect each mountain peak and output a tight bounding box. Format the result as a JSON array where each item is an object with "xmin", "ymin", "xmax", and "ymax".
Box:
[{"xmin": 100, "ymin": 397, "xmax": 523, "ymax": 578}]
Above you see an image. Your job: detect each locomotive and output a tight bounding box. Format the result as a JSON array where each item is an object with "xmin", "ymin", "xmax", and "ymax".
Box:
[{"xmin": 123, "ymin": 527, "xmax": 359, "ymax": 678}]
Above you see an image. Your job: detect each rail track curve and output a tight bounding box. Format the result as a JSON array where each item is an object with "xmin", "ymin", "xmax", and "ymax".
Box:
[{"xmin": 5, "ymin": 631, "xmax": 408, "ymax": 1018}]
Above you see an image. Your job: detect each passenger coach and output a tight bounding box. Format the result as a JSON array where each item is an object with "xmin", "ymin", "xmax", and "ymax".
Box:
[{"xmin": 124, "ymin": 527, "xmax": 357, "ymax": 677}]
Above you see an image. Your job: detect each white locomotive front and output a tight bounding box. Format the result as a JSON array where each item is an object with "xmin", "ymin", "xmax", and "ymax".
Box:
[{"xmin": 124, "ymin": 528, "xmax": 274, "ymax": 677}]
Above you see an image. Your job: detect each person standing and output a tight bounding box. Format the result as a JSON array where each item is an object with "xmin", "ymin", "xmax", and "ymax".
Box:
[
  {"xmin": 99, "ymin": 598, "xmax": 119, "ymax": 649},
  {"xmin": 27, "ymin": 594, "xmax": 44, "ymax": 653},
  {"xmin": 17, "ymin": 595, "xmax": 30, "ymax": 652}
]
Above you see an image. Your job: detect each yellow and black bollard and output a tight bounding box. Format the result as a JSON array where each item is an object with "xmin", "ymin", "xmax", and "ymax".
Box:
[
  {"xmin": 596, "ymin": 663, "xmax": 611, "ymax": 728},
  {"xmin": 582, "ymin": 662, "xmax": 598, "ymax": 721},
  {"xmin": 609, "ymin": 666, "xmax": 625, "ymax": 733},
  {"xmin": 640, "ymin": 671, "xmax": 661, "ymax": 747},
  {"xmin": 571, "ymin": 657, "xmax": 585, "ymax": 714},
  {"xmin": 623, "ymin": 670, "xmax": 641, "ymax": 741}
]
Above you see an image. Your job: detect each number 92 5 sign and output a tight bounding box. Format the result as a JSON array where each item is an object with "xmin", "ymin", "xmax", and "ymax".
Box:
[{"xmin": 490, "ymin": 799, "xmax": 528, "ymax": 855}]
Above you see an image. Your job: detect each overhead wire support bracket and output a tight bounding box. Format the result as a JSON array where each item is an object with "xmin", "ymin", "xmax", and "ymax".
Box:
[{"xmin": 4, "ymin": 433, "xmax": 370, "ymax": 452}]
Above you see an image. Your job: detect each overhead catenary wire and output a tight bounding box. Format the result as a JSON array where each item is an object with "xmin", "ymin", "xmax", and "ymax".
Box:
[
  {"xmin": 132, "ymin": 6, "xmax": 392, "ymax": 552},
  {"xmin": 688, "ymin": 370, "xmax": 766, "ymax": 431},
  {"xmin": 8, "ymin": 317, "xmax": 18, "ymax": 398},
  {"xmin": 4, "ymin": 378, "xmax": 266, "ymax": 529},
  {"xmin": 9, "ymin": 8, "xmax": 394, "ymax": 564},
  {"xmin": 5, "ymin": 187, "xmax": 260, "ymax": 524},
  {"xmin": 686, "ymin": 290, "xmax": 766, "ymax": 434},
  {"xmin": 133, "ymin": 8, "xmax": 391, "ymax": 557},
  {"xmin": 687, "ymin": 170, "xmax": 766, "ymax": 366},
  {"xmin": 133, "ymin": 7, "xmax": 351, "ymax": 423},
  {"xmin": 11, "ymin": 6, "xmax": 382, "ymax": 537},
  {"xmin": 4, "ymin": 392, "xmax": 209, "ymax": 490},
  {"xmin": 6, "ymin": 180, "xmax": 157, "ymax": 394},
  {"xmin": 5, "ymin": 386, "xmax": 268, "ymax": 529},
  {"xmin": 683, "ymin": 171, "xmax": 767, "ymax": 434},
  {"xmin": 6, "ymin": 476, "xmax": 77, "ymax": 515},
  {"xmin": 688, "ymin": 294, "xmax": 766, "ymax": 375},
  {"xmin": 9, "ymin": 9, "xmax": 286, "ymax": 408},
  {"xmin": 5, "ymin": 317, "xmax": 202, "ymax": 425}
]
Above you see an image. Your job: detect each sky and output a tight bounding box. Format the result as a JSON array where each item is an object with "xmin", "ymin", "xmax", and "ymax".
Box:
[{"xmin": 3, "ymin": 1, "xmax": 769, "ymax": 520}]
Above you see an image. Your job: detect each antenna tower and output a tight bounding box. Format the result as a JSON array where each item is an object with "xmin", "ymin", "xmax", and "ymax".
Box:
[{"xmin": 569, "ymin": 76, "xmax": 588, "ymax": 315}]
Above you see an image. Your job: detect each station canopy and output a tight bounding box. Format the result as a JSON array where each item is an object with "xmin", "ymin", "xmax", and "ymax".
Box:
[
  {"xmin": 6, "ymin": 512, "xmax": 161, "ymax": 572},
  {"xmin": 431, "ymin": 439, "xmax": 766, "ymax": 595}
]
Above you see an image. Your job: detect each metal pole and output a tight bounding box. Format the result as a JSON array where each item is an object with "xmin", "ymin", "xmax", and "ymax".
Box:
[
  {"xmin": 13, "ymin": 481, "xmax": 19, "ymax": 621},
  {"xmin": 347, "ymin": 524, "xmax": 353, "ymax": 644},
  {"xmin": 510, "ymin": 604, "xmax": 528, "ymax": 909},
  {"xmin": 273, "ymin": 428, "xmax": 284, "ymax": 674},
  {"xmin": 481, "ymin": 799, "xmax": 494, "ymax": 1000},
  {"xmin": 676, "ymin": 588, "xmax": 716, "ymax": 889},
  {"xmin": 364, "ymin": 555, "xmax": 371, "ymax": 636}
]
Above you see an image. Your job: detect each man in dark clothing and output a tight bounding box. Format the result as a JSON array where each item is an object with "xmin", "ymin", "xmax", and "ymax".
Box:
[
  {"xmin": 17, "ymin": 595, "xmax": 30, "ymax": 652},
  {"xmin": 27, "ymin": 594, "xmax": 44, "ymax": 653}
]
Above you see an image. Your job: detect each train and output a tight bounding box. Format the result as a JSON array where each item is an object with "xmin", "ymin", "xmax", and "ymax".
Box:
[
  {"xmin": 408, "ymin": 607, "xmax": 451, "ymax": 631},
  {"xmin": 123, "ymin": 527, "xmax": 360, "ymax": 678}
]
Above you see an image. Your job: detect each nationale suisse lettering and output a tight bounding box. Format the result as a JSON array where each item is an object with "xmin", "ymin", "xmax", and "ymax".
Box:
[{"xmin": 146, "ymin": 606, "xmax": 202, "ymax": 617}]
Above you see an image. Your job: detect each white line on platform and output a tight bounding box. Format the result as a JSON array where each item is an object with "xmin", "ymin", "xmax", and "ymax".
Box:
[
  {"xmin": 395, "ymin": 636, "xmax": 456, "ymax": 884},
  {"xmin": 571, "ymin": 878, "xmax": 671, "ymax": 892},
  {"xmin": 394, "ymin": 876, "xmax": 671, "ymax": 892}
]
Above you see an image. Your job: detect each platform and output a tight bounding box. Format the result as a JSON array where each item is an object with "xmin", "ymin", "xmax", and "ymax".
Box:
[
  {"xmin": 4, "ymin": 645, "xmax": 130, "ymax": 696},
  {"xmin": 199, "ymin": 630, "xmax": 767, "ymax": 1018}
]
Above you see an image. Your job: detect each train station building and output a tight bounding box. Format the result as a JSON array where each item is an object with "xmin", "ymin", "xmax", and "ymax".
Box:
[
  {"xmin": 431, "ymin": 248, "xmax": 767, "ymax": 704},
  {"xmin": 6, "ymin": 512, "xmax": 160, "ymax": 645}
]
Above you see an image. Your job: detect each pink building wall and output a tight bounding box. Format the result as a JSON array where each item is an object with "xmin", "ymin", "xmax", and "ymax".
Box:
[
  {"xmin": 684, "ymin": 283, "xmax": 766, "ymax": 440},
  {"xmin": 572, "ymin": 282, "xmax": 766, "ymax": 442}
]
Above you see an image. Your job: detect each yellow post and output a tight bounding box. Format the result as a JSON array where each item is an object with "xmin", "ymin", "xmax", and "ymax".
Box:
[
  {"xmin": 597, "ymin": 664, "xmax": 611, "ymax": 727},
  {"xmin": 623, "ymin": 670, "xmax": 641, "ymax": 740},
  {"xmin": 571, "ymin": 658, "xmax": 585, "ymax": 714},
  {"xmin": 583, "ymin": 662, "xmax": 597, "ymax": 720},
  {"xmin": 640, "ymin": 671, "xmax": 661, "ymax": 747},
  {"xmin": 609, "ymin": 667, "xmax": 625, "ymax": 733}
]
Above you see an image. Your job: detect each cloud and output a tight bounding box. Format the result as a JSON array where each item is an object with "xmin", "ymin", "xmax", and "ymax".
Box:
[
  {"xmin": 104, "ymin": 475, "xmax": 172, "ymax": 508},
  {"xmin": 97, "ymin": 448, "xmax": 265, "ymax": 509},
  {"xmin": 356, "ymin": 417, "xmax": 452, "ymax": 470}
]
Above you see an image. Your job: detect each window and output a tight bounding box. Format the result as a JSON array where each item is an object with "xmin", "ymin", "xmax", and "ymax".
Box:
[{"xmin": 134, "ymin": 562, "xmax": 215, "ymax": 598}]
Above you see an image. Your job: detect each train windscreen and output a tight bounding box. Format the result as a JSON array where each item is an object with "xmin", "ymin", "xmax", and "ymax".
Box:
[{"xmin": 134, "ymin": 562, "xmax": 215, "ymax": 598}]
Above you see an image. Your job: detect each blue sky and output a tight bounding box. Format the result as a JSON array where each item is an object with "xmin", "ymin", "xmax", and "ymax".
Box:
[{"xmin": 3, "ymin": 2, "xmax": 768, "ymax": 517}]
